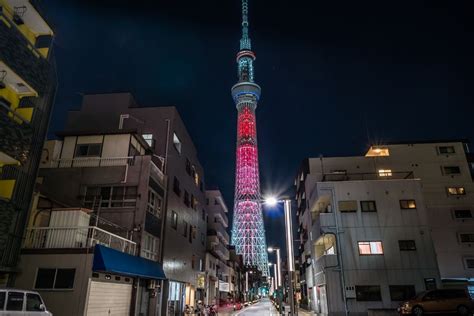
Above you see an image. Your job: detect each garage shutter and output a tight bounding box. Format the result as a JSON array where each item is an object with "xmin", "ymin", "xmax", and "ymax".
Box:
[{"xmin": 86, "ymin": 281, "xmax": 132, "ymax": 316}]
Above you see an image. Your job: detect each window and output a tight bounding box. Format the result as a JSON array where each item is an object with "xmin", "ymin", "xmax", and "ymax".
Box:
[
  {"xmin": 183, "ymin": 221, "xmax": 188, "ymax": 237},
  {"xmin": 201, "ymin": 208, "xmax": 205, "ymax": 221},
  {"xmin": 141, "ymin": 233, "xmax": 159, "ymax": 261},
  {"xmin": 378, "ymin": 169, "xmax": 392, "ymax": 177},
  {"xmin": 173, "ymin": 177, "xmax": 181, "ymax": 196},
  {"xmin": 191, "ymin": 255, "xmax": 196, "ymax": 270},
  {"xmin": 399, "ymin": 240, "xmax": 416, "ymax": 251},
  {"xmin": 201, "ymin": 233, "xmax": 205, "ymax": 245},
  {"xmin": 173, "ymin": 133, "xmax": 182, "ymax": 154},
  {"xmin": 191, "ymin": 195, "xmax": 197, "ymax": 209},
  {"xmin": 358, "ymin": 241, "xmax": 383, "ymax": 255},
  {"xmin": 200, "ymin": 181, "xmax": 204, "ymax": 192},
  {"xmin": 365, "ymin": 146, "xmax": 390, "ymax": 157},
  {"xmin": 184, "ymin": 191, "xmax": 190, "ymax": 207},
  {"xmin": 459, "ymin": 233, "xmax": 474, "ymax": 243},
  {"xmin": 355, "ymin": 285, "xmax": 382, "ymax": 301},
  {"xmin": 26, "ymin": 293, "xmax": 43, "ymax": 311},
  {"xmin": 206, "ymin": 198, "xmax": 209, "ymax": 205},
  {"xmin": 83, "ymin": 186, "xmax": 137, "ymax": 208},
  {"xmin": 338, "ymin": 200, "xmax": 357, "ymax": 212},
  {"xmin": 147, "ymin": 189, "xmax": 162, "ymax": 218},
  {"xmin": 0, "ymin": 291, "xmax": 4, "ymax": 310},
  {"xmin": 464, "ymin": 258, "xmax": 474, "ymax": 269},
  {"xmin": 185, "ymin": 158, "xmax": 191, "ymax": 175},
  {"xmin": 74, "ymin": 143, "xmax": 102, "ymax": 157},
  {"xmin": 454, "ymin": 210, "xmax": 472, "ymax": 219},
  {"xmin": 438, "ymin": 146, "xmax": 455, "ymax": 155},
  {"xmin": 214, "ymin": 199, "xmax": 219, "ymax": 205},
  {"xmin": 424, "ymin": 278, "xmax": 436, "ymax": 290},
  {"xmin": 142, "ymin": 134, "xmax": 154, "ymax": 147},
  {"xmin": 6, "ymin": 292, "xmax": 24, "ymax": 311},
  {"xmin": 389, "ymin": 285, "xmax": 416, "ymax": 301},
  {"xmin": 193, "ymin": 168, "xmax": 199, "ymax": 186},
  {"xmin": 443, "ymin": 166, "xmax": 461, "ymax": 175},
  {"xmin": 447, "ymin": 187, "xmax": 466, "ymax": 196},
  {"xmin": 171, "ymin": 211, "xmax": 178, "ymax": 230},
  {"xmin": 400, "ymin": 200, "xmax": 416, "ymax": 209},
  {"xmin": 361, "ymin": 201, "xmax": 377, "ymax": 212},
  {"xmin": 35, "ymin": 268, "xmax": 75, "ymax": 289}
]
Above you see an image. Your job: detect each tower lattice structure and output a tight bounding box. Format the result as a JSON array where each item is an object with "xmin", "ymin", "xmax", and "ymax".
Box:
[{"xmin": 231, "ymin": 0, "xmax": 269, "ymax": 276}]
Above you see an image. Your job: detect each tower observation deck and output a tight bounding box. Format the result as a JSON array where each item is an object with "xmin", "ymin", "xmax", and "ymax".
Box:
[{"xmin": 230, "ymin": 0, "xmax": 269, "ymax": 276}]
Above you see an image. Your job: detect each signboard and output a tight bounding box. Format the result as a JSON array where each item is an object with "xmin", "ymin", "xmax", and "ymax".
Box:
[{"xmin": 219, "ymin": 282, "xmax": 230, "ymax": 292}]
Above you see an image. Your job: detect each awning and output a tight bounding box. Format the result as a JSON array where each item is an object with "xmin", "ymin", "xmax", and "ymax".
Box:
[{"xmin": 93, "ymin": 245, "xmax": 166, "ymax": 280}]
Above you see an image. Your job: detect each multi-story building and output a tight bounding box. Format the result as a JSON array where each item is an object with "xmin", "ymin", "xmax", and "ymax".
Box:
[
  {"xmin": 296, "ymin": 139, "xmax": 474, "ymax": 315},
  {"xmin": 61, "ymin": 93, "xmax": 209, "ymax": 314},
  {"xmin": 205, "ymin": 189, "xmax": 231, "ymax": 304},
  {"xmin": 16, "ymin": 130, "xmax": 167, "ymax": 316},
  {"xmin": 0, "ymin": 0, "xmax": 56, "ymax": 286}
]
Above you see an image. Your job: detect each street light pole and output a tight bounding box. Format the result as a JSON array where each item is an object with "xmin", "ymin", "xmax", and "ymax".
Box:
[{"xmin": 284, "ymin": 199, "xmax": 296, "ymax": 315}]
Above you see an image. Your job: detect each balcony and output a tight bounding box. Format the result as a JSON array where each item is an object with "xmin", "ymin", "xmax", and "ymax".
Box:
[
  {"xmin": 150, "ymin": 160, "xmax": 165, "ymax": 185},
  {"xmin": 313, "ymin": 254, "xmax": 338, "ymax": 272},
  {"xmin": 214, "ymin": 223, "xmax": 230, "ymax": 243},
  {"xmin": 23, "ymin": 226, "xmax": 136, "ymax": 255},
  {"xmin": 48, "ymin": 156, "xmax": 134, "ymax": 168},
  {"xmin": 322, "ymin": 171, "xmax": 414, "ymax": 182}
]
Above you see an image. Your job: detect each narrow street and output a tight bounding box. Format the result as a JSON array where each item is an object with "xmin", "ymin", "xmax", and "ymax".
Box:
[{"xmin": 219, "ymin": 298, "xmax": 279, "ymax": 316}]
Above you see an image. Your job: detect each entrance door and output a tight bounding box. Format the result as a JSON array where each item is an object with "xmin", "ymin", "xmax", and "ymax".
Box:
[{"xmin": 86, "ymin": 281, "xmax": 132, "ymax": 316}]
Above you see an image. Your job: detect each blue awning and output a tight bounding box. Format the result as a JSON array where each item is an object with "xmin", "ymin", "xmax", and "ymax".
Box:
[{"xmin": 93, "ymin": 245, "xmax": 166, "ymax": 280}]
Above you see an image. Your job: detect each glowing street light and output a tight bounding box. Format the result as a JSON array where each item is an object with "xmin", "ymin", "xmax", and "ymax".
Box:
[{"xmin": 264, "ymin": 196, "xmax": 278, "ymax": 207}]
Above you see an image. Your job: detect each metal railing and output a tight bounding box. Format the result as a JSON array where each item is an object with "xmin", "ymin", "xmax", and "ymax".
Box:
[
  {"xmin": 24, "ymin": 226, "xmax": 136, "ymax": 255},
  {"xmin": 150, "ymin": 160, "xmax": 165, "ymax": 183},
  {"xmin": 140, "ymin": 249, "xmax": 159, "ymax": 262},
  {"xmin": 48, "ymin": 156, "xmax": 135, "ymax": 168},
  {"xmin": 322, "ymin": 171, "xmax": 414, "ymax": 182}
]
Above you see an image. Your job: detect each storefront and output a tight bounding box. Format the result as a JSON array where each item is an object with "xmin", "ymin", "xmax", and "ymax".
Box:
[{"xmin": 167, "ymin": 281, "xmax": 185, "ymax": 315}]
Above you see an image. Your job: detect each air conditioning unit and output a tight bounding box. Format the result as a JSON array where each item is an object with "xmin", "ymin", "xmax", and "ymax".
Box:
[{"xmin": 147, "ymin": 279, "xmax": 157, "ymax": 290}]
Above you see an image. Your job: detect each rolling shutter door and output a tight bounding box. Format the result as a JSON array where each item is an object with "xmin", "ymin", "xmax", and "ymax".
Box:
[{"xmin": 86, "ymin": 281, "xmax": 132, "ymax": 316}]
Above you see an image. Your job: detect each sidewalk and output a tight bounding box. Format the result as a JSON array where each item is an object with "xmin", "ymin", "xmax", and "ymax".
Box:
[{"xmin": 296, "ymin": 307, "xmax": 315, "ymax": 315}]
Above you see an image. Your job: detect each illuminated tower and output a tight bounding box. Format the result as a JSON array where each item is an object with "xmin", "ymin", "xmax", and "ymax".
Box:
[{"xmin": 231, "ymin": 0, "xmax": 269, "ymax": 276}]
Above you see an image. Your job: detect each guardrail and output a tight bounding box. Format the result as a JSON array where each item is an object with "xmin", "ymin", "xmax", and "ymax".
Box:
[{"xmin": 24, "ymin": 226, "xmax": 136, "ymax": 255}]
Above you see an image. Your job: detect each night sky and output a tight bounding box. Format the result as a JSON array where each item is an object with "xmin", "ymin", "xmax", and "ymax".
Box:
[{"xmin": 39, "ymin": 0, "xmax": 474, "ymax": 258}]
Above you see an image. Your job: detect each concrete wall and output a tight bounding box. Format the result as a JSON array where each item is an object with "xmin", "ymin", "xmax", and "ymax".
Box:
[{"xmin": 15, "ymin": 253, "xmax": 94, "ymax": 316}]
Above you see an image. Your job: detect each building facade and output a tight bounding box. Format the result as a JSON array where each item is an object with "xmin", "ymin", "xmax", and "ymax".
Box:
[
  {"xmin": 0, "ymin": 0, "xmax": 56, "ymax": 286},
  {"xmin": 62, "ymin": 93, "xmax": 209, "ymax": 314},
  {"xmin": 296, "ymin": 140, "xmax": 474, "ymax": 315}
]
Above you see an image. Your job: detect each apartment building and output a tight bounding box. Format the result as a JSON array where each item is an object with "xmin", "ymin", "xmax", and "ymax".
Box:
[
  {"xmin": 296, "ymin": 140, "xmax": 474, "ymax": 315},
  {"xmin": 0, "ymin": 0, "xmax": 57, "ymax": 286},
  {"xmin": 62, "ymin": 93, "xmax": 209, "ymax": 314},
  {"xmin": 205, "ymin": 189, "xmax": 231, "ymax": 304}
]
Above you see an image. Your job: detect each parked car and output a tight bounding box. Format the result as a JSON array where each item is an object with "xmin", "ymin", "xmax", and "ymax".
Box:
[
  {"xmin": 398, "ymin": 289, "xmax": 473, "ymax": 315},
  {"xmin": 233, "ymin": 301, "xmax": 243, "ymax": 310},
  {"xmin": 0, "ymin": 289, "xmax": 52, "ymax": 315}
]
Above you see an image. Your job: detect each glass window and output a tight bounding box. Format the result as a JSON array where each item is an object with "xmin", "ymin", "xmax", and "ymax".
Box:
[
  {"xmin": 424, "ymin": 278, "xmax": 437, "ymax": 290},
  {"xmin": 361, "ymin": 201, "xmax": 377, "ymax": 212},
  {"xmin": 459, "ymin": 233, "xmax": 474, "ymax": 243},
  {"xmin": 74, "ymin": 144, "xmax": 102, "ymax": 157},
  {"xmin": 35, "ymin": 268, "xmax": 55, "ymax": 289},
  {"xmin": 355, "ymin": 286, "xmax": 382, "ymax": 301},
  {"xmin": 378, "ymin": 169, "xmax": 392, "ymax": 177},
  {"xmin": 6, "ymin": 292, "xmax": 24, "ymax": 311},
  {"xmin": 447, "ymin": 187, "xmax": 466, "ymax": 196},
  {"xmin": 0, "ymin": 291, "xmax": 5, "ymax": 310},
  {"xmin": 400, "ymin": 200, "xmax": 417, "ymax": 209},
  {"xmin": 147, "ymin": 189, "xmax": 162, "ymax": 218},
  {"xmin": 443, "ymin": 166, "xmax": 461, "ymax": 175},
  {"xmin": 35, "ymin": 268, "xmax": 75, "ymax": 290},
  {"xmin": 465, "ymin": 258, "xmax": 474, "ymax": 269},
  {"xmin": 399, "ymin": 240, "xmax": 417, "ymax": 251},
  {"xmin": 26, "ymin": 293, "xmax": 43, "ymax": 311},
  {"xmin": 173, "ymin": 133, "xmax": 182, "ymax": 154},
  {"xmin": 185, "ymin": 159, "xmax": 191, "ymax": 175},
  {"xmin": 171, "ymin": 211, "xmax": 178, "ymax": 230},
  {"xmin": 454, "ymin": 210, "xmax": 472, "ymax": 219},
  {"xmin": 142, "ymin": 134, "xmax": 154, "ymax": 147},
  {"xmin": 173, "ymin": 177, "xmax": 181, "ymax": 196},
  {"xmin": 183, "ymin": 221, "xmax": 188, "ymax": 237},
  {"xmin": 358, "ymin": 241, "xmax": 383, "ymax": 255},
  {"xmin": 54, "ymin": 269, "xmax": 75, "ymax": 289},
  {"xmin": 338, "ymin": 200, "xmax": 357, "ymax": 212},
  {"xmin": 389, "ymin": 285, "xmax": 416, "ymax": 301},
  {"xmin": 438, "ymin": 146, "xmax": 455, "ymax": 154}
]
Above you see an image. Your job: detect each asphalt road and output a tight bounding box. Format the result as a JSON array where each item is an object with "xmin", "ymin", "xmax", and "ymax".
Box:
[{"xmin": 225, "ymin": 298, "xmax": 279, "ymax": 316}]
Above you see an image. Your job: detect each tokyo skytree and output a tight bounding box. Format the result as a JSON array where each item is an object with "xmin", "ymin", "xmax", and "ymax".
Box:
[{"xmin": 230, "ymin": 0, "xmax": 269, "ymax": 276}]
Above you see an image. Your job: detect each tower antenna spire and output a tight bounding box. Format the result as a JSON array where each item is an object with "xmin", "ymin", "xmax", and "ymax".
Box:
[{"xmin": 240, "ymin": 0, "xmax": 251, "ymax": 50}]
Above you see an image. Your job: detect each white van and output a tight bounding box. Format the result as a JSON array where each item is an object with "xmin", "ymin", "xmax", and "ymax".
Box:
[{"xmin": 0, "ymin": 289, "xmax": 52, "ymax": 315}]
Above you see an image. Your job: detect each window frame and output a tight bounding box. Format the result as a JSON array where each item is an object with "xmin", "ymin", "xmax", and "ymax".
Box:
[
  {"xmin": 399, "ymin": 240, "xmax": 417, "ymax": 251},
  {"xmin": 173, "ymin": 132, "xmax": 182, "ymax": 154},
  {"xmin": 355, "ymin": 285, "xmax": 382, "ymax": 301},
  {"xmin": 438, "ymin": 146, "xmax": 455, "ymax": 155},
  {"xmin": 74, "ymin": 143, "xmax": 102, "ymax": 158},
  {"xmin": 442, "ymin": 166, "xmax": 461, "ymax": 175},
  {"xmin": 146, "ymin": 188, "xmax": 162, "ymax": 218},
  {"xmin": 458, "ymin": 233, "xmax": 474, "ymax": 244},
  {"xmin": 453, "ymin": 209, "xmax": 473, "ymax": 220},
  {"xmin": 360, "ymin": 200, "xmax": 377, "ymax": 212},
  {"xmin": 171, "ymin": 211, "xmax": 178, "ymax": 230},
  {"xmin": 34, "ymin": 268, "xmax": 76, "ymax": 290},
  {"xmin": 173, "ymin": 177, "xmax": 181, "ymax": 196},
  {"xmin": 400, "ymin": 199, "xmax": 417, "ymax": 210},
  {"xmin": 338, "ymin": 200, "xmax": 358, "ymax": 213},
  {"xmin": 447, "ymin": 187, "xmax": 466, "ymax": 196},
  {"xmin": 358, "ymin": 241, "xmax": 384, "ymax": 255},
  {"xmin": 464, "ymin": 257, "xmax": 474, "ymax": 269}
]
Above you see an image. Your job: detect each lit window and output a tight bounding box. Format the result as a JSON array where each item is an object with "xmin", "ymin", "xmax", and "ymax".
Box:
[
  {"xmin": 365, "ymin": 146, "xmax": 390, "ymax": 157},
  {"xmin": 438, "ymin": 146, "xmax": 455, "ymax": 155},
  {"xmin": 171, "ymin": 211, "xmax": 178, "ymax": 230},
  {"xmin": 173, "ymin": 133, "xmax": 182, "ymax": 154},
  {"xmin": 142, "ymin": 134, "xmax": 154, "ymax": 147},
  {"xmin": 358, "ymin": 241, "xmax": 383, "ymax": 255},
  {"xmin": 338, "ymin": 200, "xmax": 357, "ymax": 212},
  {"xmin": 378, "ymin": 169, "xmax": 392, "ymax": 177},
  {"xmin": 400, "ymin": 200, "xmax": 416, "ymax": 209},
  {"xmin": 447, "ymin": 187, "xmax": 466, "ymax": 196}
]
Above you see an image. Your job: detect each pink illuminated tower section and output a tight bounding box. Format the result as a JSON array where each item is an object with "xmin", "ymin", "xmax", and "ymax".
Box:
[{"xmin": 231, "ymin": 0, "xmax": 269, "ymax": 275}]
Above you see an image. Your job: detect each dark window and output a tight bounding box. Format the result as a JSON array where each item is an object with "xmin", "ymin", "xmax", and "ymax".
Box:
[
  {"xmin": 191, "ymin": 255, "xmax": 196, "ymax": 269},
  {"xmin": 355, "ymin": 285, "xmax": 382, "ymax": 301},
  {"xmin": 26, "ymin": 293, "xmax": 43, "ymax": 311},
  {"xmin": 455, "ymin": 210, "xmax": 473, "ymax": 219},
  {"xmin": 74, "ymin": 143, "xmax": 102, "ymax": 157},
  {"xmin": 361, "ymin": 201, "xmax": 377, "ymax": 212},
  {"xmin": 200, "ymin": 181, "xmax": 204, "ymax": 192},
  {"xmin": 189, "ymin": 225, "xmax": 193, "ymax": 243},
  {"xmin": 201, "ymin": 233, "xmax": 205, "ymax": 245},
  {"xmin": 6, "ymin": 292, "xmax": 23, "ymax": 311},
  {"xmin": 214, "ymin": 199, "xmax": 219, "ymax": 205},
  {"xmin": 201, "ymin": 208, "xmax": 205, "ymax": 221},
  {"xmin": 399, "ymin": 240, "xmax": 417, "ymax": 251},
  {"xmin": 173, "ymin": 177, "xmax": 181, "ymax": 196},
  {"xmin": 206, "ymin": 198, "xmax": 209, "ymax": 205},
  {"xmin": 35, "ymin": 268, "xmax": 75, "ymax": 290},
  {"xmin": 184, "ymin": 191, "xmax": 190, "ymax": 207},
  {"xmin": 443, "ymin": 166, "xmax": 461, "ymax": 175},
  {"xmin": 191, "ymin": 195, "xmax": 196, "ymax": 209},
  {"xmin": 438, "ymin": 146, "xmax": 455, "ymax": 154},
  {"xmin": 459, "ymin": 233, "xmax": 474, "ymax": 243},
  {"xmin": 171, "ymin": 211, "xmax": 178, "ymax": 230},
  {"xmin": 183, "ymin": 221, "xmax": 188, "ymax": 237},
  {"xmin": 465, "ymin": 258, "xmax": 474, "ymax": 269},
  {"xmin": 185, "ymin": 158, "xmax": 191, "ymax": 175},
  {"xmin": 389, "ymin": 285, "xmax": 416, "ymax": 301},
  {"xmin": 424, "ymin": 278, "xmax": 437, "ymax": 290},
  {"xmin": 0, "ymin": 292, "xmax": 5, "ymax": 310},
  {"xmin": 400, "ymin": 200, "xmax": 417, "ymax": 209}
]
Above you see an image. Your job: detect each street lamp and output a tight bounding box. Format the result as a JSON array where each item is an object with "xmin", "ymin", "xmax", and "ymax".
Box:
[
  {"xmin": 267, "ymin": 247, "xmax": 282, "ymax": 288},
  {"xmin": 265, "ymin": 197, "xmax": 296, "ymax": 315}
]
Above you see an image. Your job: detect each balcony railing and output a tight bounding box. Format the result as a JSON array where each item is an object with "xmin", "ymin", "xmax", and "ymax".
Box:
[
  {"xmin": 150, "ymin": 160, "xmax": 165, "ymax": 184},
  {"xmin": 48, "ymin": 156, "xmax": 134, "ymax": 168},
  {"xmin": 313, "ymin": 254, "xmax": 338, "ymax": 273},
  {"xmin": 24, "ymin": 226, "xmax": 136, "ymax": 255},
  {"xmin": 322, "ymin": 171, "xmax": 414, "ymax": 182}
]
